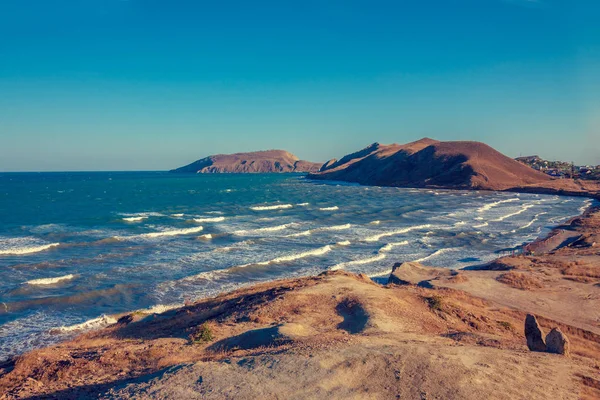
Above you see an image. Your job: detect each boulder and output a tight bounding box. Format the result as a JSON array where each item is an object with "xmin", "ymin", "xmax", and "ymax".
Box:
[
  {"xmin": 545, "ymin": 328, "xmax": 570, "ymax": 356},
  {"xmin": 524, "ymin": 314, "xmax": 546, "ymax": 352},
  {"xmin": 387, "ymin": 262, "xmax": 452, "ymax": 286}
]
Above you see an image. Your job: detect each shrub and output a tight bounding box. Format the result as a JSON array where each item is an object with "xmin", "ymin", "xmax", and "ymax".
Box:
[
  {"xmin": 190, "ymin": 323, "xmax": 213, "ymax": 344},
  {"xmin": 425, "ymin": 295, "xmax": 444, "ymax": 311}
]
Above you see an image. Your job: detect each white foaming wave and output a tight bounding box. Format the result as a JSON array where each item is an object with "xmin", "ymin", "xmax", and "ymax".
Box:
[
  {"xmin": 379, "ymin": 240, "xmax": 409, "ymax": 253},
  {"xmin": 54, "ymin": 315, "xmax": 117, "ymax": 333},
  {"xmin": 122, "ymin": 216, "xmax": 147, "ymax": 222},
  {"xmin": 473, "ymin": 222, "xmax": 489, "ymax": 228},
  {"xmin": 330, "ymin": 253, "xmax": 386, "ymax": 271},
  {"xmin": 491, "ymin": 204, "xmax": 534, "ymax": 222},
  {"xmin": 414, "ymin": 248, "xmax": 460, "ymax": 263},
  {"xmin": 120, "ymin": 212, "xmax": 164, "ymax": 218},
  {"xmin": 234, "ymin": 223, "xmax": 296, "ymax": 235},
  {"xmin": 115, "ymin": 226, "xmax": 204, "ymax": 240},
  {"xmin": 142, "ymin": 303, "xmax": 183, "ymax": 314},
  {"xmin": 477, "ymin": 198, "xmax": 520, "ymax": 213},
  {"xmin": 453, "ymin": 221, "xmax": 467, "ymax": 227},
  {"xmin": 251, "ymin": 245, "xmax": 333, "ymax": 266},
  {"xmin": 364, "ymin": 224, "xmax": 433, "ymax": 242},
  {"xmin": 206, "ymin": 211, "xmax": 223, "ymax": 214},
  {"xmin": 199, "ymin": 234, "xmax": 213, "ymax": 239},
  {"xmin": 171, "ymin": 213, "xmax": 185, "ymax": 217},
  {"xmin": 579, "ymin": 199, "xmax": 593, "ymax": 213},
  {"xmin": 193, "ymin": 216, "xmax": 226, "ymax": 223},
  {"xmin": 25, "ymin": 274, "xmax": 75, "ymax": 286},
  {"xmin": 370, "ymin": 220, "xmax": 381, "ymax": 225},
  {"xmin": 319, "ymin": 206, "xmax": 339, "ymax": 211},
  {"xmin": 517, "ymin": 212, "xmax": 548, "ymax": 230},
  {"xmin": 185, "ymin": 245, "xmax": 333, "ymax": 281},
  {"xmin": 286, "ymin": 223, "xmax": 351, "ymax": 237},
  {"xmin": 297, "ymin": 202, "xmax": 309, "ymax": 206},
  {"xmin": 0, "ymin": 242, "xmax": 60, "ymax": 256},
  {"xmin": 250, "ymin": 204, "xmax": 293, "ymax": 211},
  {"xmin": 337, "ymin": 240, "xmax": 351, "ymax": 246}
]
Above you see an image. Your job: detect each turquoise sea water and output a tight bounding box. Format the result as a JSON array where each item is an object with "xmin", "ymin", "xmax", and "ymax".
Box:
[{"xmin": 0, "ymin": 172, "xmax": 593, "ymax": 361}]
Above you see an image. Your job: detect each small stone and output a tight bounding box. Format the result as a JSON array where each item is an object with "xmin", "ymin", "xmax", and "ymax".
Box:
[
  {"xmin": 546, "ymin": 328, "xmax": 570, "ymax": 356},
  {"xmin": 524, "ymin": 314, "xmax": 546, "ymax": 352}
]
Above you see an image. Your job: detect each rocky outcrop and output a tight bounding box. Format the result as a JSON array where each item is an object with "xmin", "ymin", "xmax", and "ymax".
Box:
[
  {"xmin": 171, "ymin": 150, "xmax": 322, "ymax": 174},
  {"xmin": 525, "ymin": 314, "xmax": 547, "ymax": 352},
  {"xmin": 546, "ymin": 328, "xmax": 570, "ymax": 356}
]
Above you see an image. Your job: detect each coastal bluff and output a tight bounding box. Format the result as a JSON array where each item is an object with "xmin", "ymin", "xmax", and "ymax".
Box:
[
  {"xmin": 171, "ymin": 150, "xmax": 321, "ymax": 174},
  {"xmin": 309, "ymin": 138, "xmax": 600, "ymax": 197}
]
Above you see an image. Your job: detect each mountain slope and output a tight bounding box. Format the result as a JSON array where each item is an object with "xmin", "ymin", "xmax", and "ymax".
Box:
[
  {"xmin": 309, "ymin": 138, "xmax": 553, "ymax": 190},
  {"xmin": 172, "ymin": 150, "xmax": 321, "ymax": 173}
]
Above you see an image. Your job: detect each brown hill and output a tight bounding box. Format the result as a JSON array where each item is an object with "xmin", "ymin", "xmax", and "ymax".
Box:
[
  {"xmin": 172, "ymin": 150, "xmax": 321, "ymax": 174},
  {"xmin": 310, "ymin": 138, "xmax": 558, "ymax": 191}
]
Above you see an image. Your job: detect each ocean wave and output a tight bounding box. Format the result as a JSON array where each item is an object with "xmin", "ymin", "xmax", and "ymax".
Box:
[
  {"xmin": 193, "ymin": 216, "xmax": 226, "ymax": 223},
  {"xmin": 330, "ymin": 253, "xmax": 386, "ymax": 271},
  {"xmin": 122, "ymin": 216, "xmax": 147, "ymax": 222},
  {"xmin": 0, "ymin": 242, "xmax": 60, "ymax": 256},
  {"xmin": 473, "ymin": 222, "xmax": 489, "ymax": 228},
  {"xmin": 25, "ymin": 274, "xmax": 76, "ymax": 286},
  {"xmin": 251, "ymin": 245, "xmax": 333, "ymax": 266},
  {"xmin": 414, "ymin": 248, "xmax": 460, "ymax": 263},
  {"xmin": 234, "ymin": 223, "xmax": 296, "ymax": 235},
  {"xmin": 297, "ymin": 202, "xmax": 309, "ymax": 206},
  {"xmin": 286, "ymin": 223, "xmax": 351, "ymax": 237},
  {"xmin": 199, "ymin": 234, "xmax": 213, "ymax": 239},
  {"xmin": 185, "ymin": 245, "xmax": 333, "ymax": 281},
  {"xmin": 477, "ymin": 198, "xmax": 520, "ymax": 213},
  {"xmin": 319, "ymin": 206, "xmax": 339, "ymax": 211},
  {"xmin": 140, "ymin": 303, "xmax": 183, "ymax": 314},
  {"xmin": 370, "ymin": 220, "xmax": 381, "ymax": 225},
  {"xmin": 517, "ymin": 212, "xmax": 548, "ymax": 230},
  {"xmin": 364, "ymin": 224, "xmax": 433, "ymax": 242},
  {"xmin": 491, "ymin": 204, "xmax": 534, "ymax": 222},
  {"xmin": 579, "ymin": 199, "xmax": 593, "ymax": 213},
  {"xmin": 171, "ymin": 213, "xmax": 185, "ymax": 217},
  {"xmin": 53, "ymin": 315, "xmax": 117, "ymax": 333},
  {"xmin": 379, "ymin": 241, "xmax": 409, "ymax": 253},
  {"xmin": 250, "ymin": 204, "xmax": 293, "ymax": 211},
  {"xmin": 115, "ymin": 226, "xmax": 204, "ymax": 240},
  {"xmin": 337, "ymin": 240, "xmax": 351, "ymax": 246}
]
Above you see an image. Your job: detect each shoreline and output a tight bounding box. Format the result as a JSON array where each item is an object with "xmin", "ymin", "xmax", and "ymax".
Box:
[
  {"xmin": 2, "ymin": 190, "xmax": 597, "ymax": 359},
  {"xmin": 1, "ymin": 190, "xmax": 599, "ymax": 398}
]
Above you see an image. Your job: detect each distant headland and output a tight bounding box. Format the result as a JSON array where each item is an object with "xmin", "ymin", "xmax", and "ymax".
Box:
[{"xmin": 171, "ymin": 150, "xmax": 321, "ymax": 174}]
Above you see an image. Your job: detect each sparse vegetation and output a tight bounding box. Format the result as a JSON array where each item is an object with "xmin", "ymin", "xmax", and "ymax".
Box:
[
  {"xmin": 497, "ymin": 321, "xmax": 514, "ymax": 331},
  {"xmin": 496, "ymin": 271, "xmax": 544, "ymax": 290},
  {"xmin": 190, "ymin": 323, "xmax": 214, "ymax": 344},
  {"xmin": 425, "ymin": 295, "xmax": 444, "ymax": 311}
]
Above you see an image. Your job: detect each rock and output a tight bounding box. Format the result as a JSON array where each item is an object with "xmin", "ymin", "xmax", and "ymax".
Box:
[
  {"xmin": 545, "ymin": 328, "xmax": 570, "ymax": 356},
  {"xmin": 524, "ymin": 314, "xmax": 546, "ymax": 352},
  {"xmin": 387, "ymin": 262, "xmax": 452, "ymax": 286}
]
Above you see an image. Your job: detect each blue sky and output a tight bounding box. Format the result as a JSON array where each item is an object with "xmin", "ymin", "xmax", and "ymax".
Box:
[{"xmin": 1, "ymin": 0, "xmax": 599, "ymax": 171}]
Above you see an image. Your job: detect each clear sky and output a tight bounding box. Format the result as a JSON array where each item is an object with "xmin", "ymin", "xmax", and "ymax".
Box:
[{"xmin": 1, "ymin": 0, "xmax": 599, "ymax": 171}]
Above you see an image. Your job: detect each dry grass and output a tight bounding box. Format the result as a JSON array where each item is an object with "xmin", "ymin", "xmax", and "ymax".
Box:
[{"xmin": 496, "ymin": 271, "xmax": 544, "ymax": 290}]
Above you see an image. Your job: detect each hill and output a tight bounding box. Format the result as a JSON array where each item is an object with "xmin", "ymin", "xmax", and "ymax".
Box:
[
  {"xmin": 171, "ymin": 150, "xmax": 321, "ymax": 173},
  {"xmin": 311, "ymin": 138, "xmax": 560, "ymax": 191}
]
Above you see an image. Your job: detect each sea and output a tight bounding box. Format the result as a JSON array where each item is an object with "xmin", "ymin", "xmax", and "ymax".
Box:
[{"xmin": 0, "ymin": 171, "xmax": 594, "ymax": 361}]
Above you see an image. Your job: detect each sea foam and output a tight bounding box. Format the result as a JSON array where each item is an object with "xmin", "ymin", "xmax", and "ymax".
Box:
[
  {"xmin": 319, "ymin": 206, "xmax": 339, "ymax": 211},
  {"xmin": 26, "ymin": 274, "xmax": 75, "ymax": 286},
  {"xmin": 477, "ymin": 198, "xmax": 520, "ymax": 213},
  {"xmin": 193, "ymin": 216, "xmax": 226, "ymax": 223},
  {"xmin": 54, "ymin": 315, "xmax": 117, "ymax": 333},
  {"xmin": 0, "ymin": 242, "xmax": 60, "ymax": 256},
  {"xmin": 330, "ymin": 253, "xmax": 387, "ymax": 271},
  {"xmin": 364, "ymin": 224, "xmax": 433, "ymax": 242},
  {"xmin": 234, "ymin": 223, "xmax": 296, "ymax": 235},
  {"xmin": 250, "ymin": 204, "xmax": 293, "ymax": 211},
  {"xmin": 286, "ymin": 223, "xmax": 351, "ymax": 237}
]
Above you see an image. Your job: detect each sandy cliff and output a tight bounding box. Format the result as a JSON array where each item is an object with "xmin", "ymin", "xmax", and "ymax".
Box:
[{"xmin": 171, "ymin": 150, "xmax": 321, "ymax": 173}]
